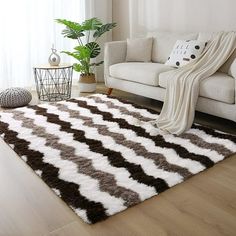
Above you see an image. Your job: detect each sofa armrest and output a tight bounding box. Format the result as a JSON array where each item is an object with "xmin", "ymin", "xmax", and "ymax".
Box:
[
  {"xmin": 228, "ymin": 59, "xmax": 236, "ymax": 103},
  {"xmin": 104, "ymin": 41, "xmax": 127, "ymax": 85}
]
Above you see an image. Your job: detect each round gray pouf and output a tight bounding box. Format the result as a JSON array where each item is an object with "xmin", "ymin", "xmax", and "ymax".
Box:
[{"xmin": 0, "ymin": 87, "xmax": 32, "ymax": 108}]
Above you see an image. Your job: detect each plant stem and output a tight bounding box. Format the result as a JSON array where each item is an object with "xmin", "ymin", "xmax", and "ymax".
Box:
[
  {"xmin": 77, "ymin": 37, "xmax": 83, "ymax": 46},
  {"xmin": 77, "ymin": 39, "xmax": 82, "ymax": 46},
  {"xmin": 87, "ymin": 30, "xmax": 90, "ymax": 44},
  {"xmin": 87, "ymin": 57, "xmax": 91, "ymax": 74}
]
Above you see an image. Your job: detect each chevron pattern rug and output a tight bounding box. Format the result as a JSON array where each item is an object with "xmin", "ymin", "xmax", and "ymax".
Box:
[{"xmin": 0, "ymin": 94, "xmax": 235, "ymax": 224}]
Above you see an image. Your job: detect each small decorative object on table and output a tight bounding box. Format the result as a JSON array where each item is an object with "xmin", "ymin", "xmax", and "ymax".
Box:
[
  {"xmin": 56, "ymin": 17, "xmax": 116, "ymax": 92},
  {"xmin": 48, "ymin": 44, "xmax": 61, "ymax": 66},
  {"xmin": 0, "ymin": 87, "xmax": 32, "ymax": 108},
  {"xmin": 34, "ymin": 65, "xmax": 73, "ymax": 102}
]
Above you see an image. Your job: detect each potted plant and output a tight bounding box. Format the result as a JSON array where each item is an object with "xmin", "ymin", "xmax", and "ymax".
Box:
[{"xmin": 56, "ymin": 17, "xmax": 116, "ymax": 92}]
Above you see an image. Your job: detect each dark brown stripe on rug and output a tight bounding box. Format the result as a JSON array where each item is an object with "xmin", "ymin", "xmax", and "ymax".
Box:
[
  {"xmin": 30, "ymin": 105, "xmax": 170, "ymax": 194},
  {"xmin": 55, "ymin": 102, "xmax": 192, "ymax": 180},
  {"xmin": 93, "ymin": 96, "xmax": 154, "ymax": 122},
  {"xmin": 192, "ymin": 124, "xmax": 236, "ymax": 143},
  {"xmin": 0, "ymin": 120, "xmax": 108, "ymax": 223},
  {"xmin": 105, "ymin": 94, "xmax": 159, "ymax": 115},
  {"xmin": 70, "ymin": 99, "xmax": 215, "ymax": 168},
  {"xmin": 12, "ymin": 110, "xmax": 141, "ymax": 207}
]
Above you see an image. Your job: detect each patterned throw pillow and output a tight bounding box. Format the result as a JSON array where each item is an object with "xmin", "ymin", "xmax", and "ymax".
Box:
[{"xmin": 165, "ymin": 40, "xmax": 207, "ymax": 68}]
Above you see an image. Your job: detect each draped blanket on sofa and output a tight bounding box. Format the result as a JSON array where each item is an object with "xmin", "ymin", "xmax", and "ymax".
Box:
[{"xmin": 155, "ymin": 32, "xmax": 236, "ymax": 135}]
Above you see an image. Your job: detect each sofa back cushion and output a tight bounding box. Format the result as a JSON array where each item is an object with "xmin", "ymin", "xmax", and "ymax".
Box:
[{"xmin": 147, "ymin": 31, "xmax": 198, "ymax": 63}]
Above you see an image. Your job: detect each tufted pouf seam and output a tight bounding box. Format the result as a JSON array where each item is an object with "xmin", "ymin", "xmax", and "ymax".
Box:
[{"xmin": 0, "ymin": 87, "xmax": 32, "ymax": 108}]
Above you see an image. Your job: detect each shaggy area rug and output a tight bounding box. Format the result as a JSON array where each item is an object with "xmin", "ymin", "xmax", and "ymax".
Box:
[{"xmin": 0, "ymin": 94, "xmax": 235, "ymax": 224}]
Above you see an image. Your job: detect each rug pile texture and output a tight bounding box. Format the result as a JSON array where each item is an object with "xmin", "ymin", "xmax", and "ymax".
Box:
[{"xmin": 0, "ymin": 94, "xmax": 235, "ymax": 224}]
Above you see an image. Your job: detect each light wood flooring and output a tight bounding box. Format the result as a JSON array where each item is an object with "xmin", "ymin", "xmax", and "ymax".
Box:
[{"xmin": 0, "ymin": 83, "xmax": 235, "ymax": 236}]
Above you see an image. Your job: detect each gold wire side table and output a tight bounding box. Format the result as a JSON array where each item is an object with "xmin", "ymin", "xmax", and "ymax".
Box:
[{"xmin": 34, "ymin": 65, "xmax": 73, "ymax": 102}]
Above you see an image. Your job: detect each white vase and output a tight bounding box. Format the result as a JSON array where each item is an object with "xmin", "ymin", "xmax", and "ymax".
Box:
[{"xmin": 48, "ymin": 48, "xmax": 60, "ymax": 66}]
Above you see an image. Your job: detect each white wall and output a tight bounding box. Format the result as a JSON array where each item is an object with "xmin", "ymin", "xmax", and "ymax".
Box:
[
  {"xmin": 112, "ymin": 0, "xmax": 130, "ymax": 40},
  {"xmin": 113, "ymin": 0, "xmax": 236, "ymax": 40}
]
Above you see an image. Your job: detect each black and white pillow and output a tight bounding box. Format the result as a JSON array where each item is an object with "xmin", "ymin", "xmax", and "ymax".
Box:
[{"xmin": 165, "ymin": 40, "xmax": 207, "ymax": 68}]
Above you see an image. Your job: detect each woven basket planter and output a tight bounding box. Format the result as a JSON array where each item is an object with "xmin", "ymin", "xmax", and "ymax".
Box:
[{"xmin": 79, "ymin": 74, "xmax": 96, "ymax": 93}]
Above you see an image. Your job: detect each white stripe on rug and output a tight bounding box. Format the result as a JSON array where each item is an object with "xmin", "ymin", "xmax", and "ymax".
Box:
[
  {"xmin": 39, "ymin": 103, "xmax": 183, "ymax": 187},
  {"xmin": 76, "ymin": 97, "xmax": 209, "ymax": 173},
  {"xmin": 57, "ymin": 100, "xmax": 205, "ymax": 174},
  {"xmin": 187, "ymin": 128, "xmax": 236, "ymax": 152},
  {"xmin": 89, "ymin": 94, "xmax": 158, "ymax": 119},
  {"xmin": 82, "ymin": 96, "xmax": 229, "ymax": 162},
  {"xmin": 0, "ymin": 112, "xmax": 127, "ymax": 215},
  {"xmin": 16, "ymin": 106, "xmax": 156, "ymax": 200}
]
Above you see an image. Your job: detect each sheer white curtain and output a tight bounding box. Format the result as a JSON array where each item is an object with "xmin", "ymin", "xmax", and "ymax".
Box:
[
  {"xmin": 0, "ymin": 0, "xmax": 85, "ymax": 90},
  {"xmin": 85, "ymin": 0, "xmax": 112, "ymax": 82}
]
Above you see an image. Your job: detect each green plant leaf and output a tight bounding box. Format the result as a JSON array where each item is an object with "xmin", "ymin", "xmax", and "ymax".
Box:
[
  {"xmin": 82, "ymin": 17, "xmax": 102, "ymax": 30},
  {"xmin": 62, "ymin": 28, "xmax": 84, "ymax": 39},
  {"xmin": 73, "ymin": 63, "xmax": 83, "ymax": 72},
  {"xmin": 61, "ymin": 51, "xmax": 81, "ymax": 61},
  {"xmin": 56, "ymin": 19, "xmax": 84, "ymax": 39},
  {"xmin": 93, "ymin": 23, "xmax": 117, "ymax": 38},
  {"xmin": 73, "ymin": 46, "xmax": 91, "ymax": 58},
  {"xmin": 56, "ymin": 18, "xmax": 117, "ymax": 75},
  {"xmin": 73, "ymin": 63, "xmax": 88, "ymax": 73},
  {"xmin": 56, "ymin": 19, "xmax": 83, "ymax": 31},
  {"xmin": 85, "ymin": 42, "xmax": 101, "ymax": 58}
]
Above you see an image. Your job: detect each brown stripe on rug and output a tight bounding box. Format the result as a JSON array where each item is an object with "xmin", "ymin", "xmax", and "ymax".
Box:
[
  {"xmin": 0, "ymin": 94, "xmax": 235, "ymax": 224},
  {"xmin": 180, "ymin": 133, "xmax": 234, "ymax": 157},
  {"xmin": 192, "ymin": 124, "xmax": 236, "ymax": 143},
  {"xmin": 104, "ymin": 94, "xmax": 159, "ymax": 115},
  {"xmin": 30, "ymin": 105, "xmax": 170, "ymax": 194},
  {"xmin": 70, "ymin": 98, "xmax": 215, "ymax": 168},
  {"xmin": 86, "ymin": 95, "xmax": 234, "ymax": 160},
  {"xmin": 92, "ymin": 96, "xmax": 155, "ymax": 122},
  {"xmin": 54, "ymin": 102, "xmax": 192, "ymax": 180},
  {"xmin": 11, "ymin": 110, "xmax": 141, "ymax": 207},
  {"xmin": 0, "ymin": 119, "xmax": 108, "ymax": 223}
]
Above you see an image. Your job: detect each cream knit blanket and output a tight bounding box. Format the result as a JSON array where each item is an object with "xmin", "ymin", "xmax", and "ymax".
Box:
[{"xmin": 155, "ymin": 32, "xmax": 236, "ymax": 135}]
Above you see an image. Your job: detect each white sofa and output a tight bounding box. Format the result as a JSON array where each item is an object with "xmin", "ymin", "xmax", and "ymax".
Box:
[{"xmin": 104, "ymin": 31, "xmax": 236, "ymax": 122}]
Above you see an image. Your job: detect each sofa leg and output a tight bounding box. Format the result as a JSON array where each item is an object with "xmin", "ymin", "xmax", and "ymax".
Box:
[{"xmin": 107, "ymin": 88, "xmax": 113, "ymax": 95}]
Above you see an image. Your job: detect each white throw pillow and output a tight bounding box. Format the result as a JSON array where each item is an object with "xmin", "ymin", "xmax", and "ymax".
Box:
[
  {"xmin": 126, "ymin": 37, "xmax": 153, "ymax": 62},
  {"xmin": 165, "ymin": 40, "xmax": 207, "ymax": 68},
  {"xmin": 147, "ymin": 31, "xmax": 198, "ymax": 63}
]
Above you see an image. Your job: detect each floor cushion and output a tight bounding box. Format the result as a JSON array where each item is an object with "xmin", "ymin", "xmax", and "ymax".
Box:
[
  {"xmin": 159, "ymin": 72, "xmax": 235, "ymax": 104},
  {"xmin": 109, "ymin": 62, "xmax": 174, "ymax": 87},
  {"xmin": 0, "ymin": 87, "xmax": 32, "ymax": 108}
]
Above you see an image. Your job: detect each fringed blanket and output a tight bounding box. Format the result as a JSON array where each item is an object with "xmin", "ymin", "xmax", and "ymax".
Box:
[{"xmin": 156, "ymin": 32, "xmax": 236, "ymax": 135}]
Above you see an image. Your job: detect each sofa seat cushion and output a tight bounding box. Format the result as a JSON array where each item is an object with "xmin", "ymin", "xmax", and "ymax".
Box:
[
  {"xmin": 109, "ymin": 62, "xmax": 174, "ymax": 86},
  {"xmin": 159, "ymin": 72, "xmax": 235, "ymax": 104}
]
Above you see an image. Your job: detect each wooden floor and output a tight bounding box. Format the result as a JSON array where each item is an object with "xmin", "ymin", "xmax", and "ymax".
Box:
[{"xmin": 0, "ymin": 83, "xmax": 236, "ymax": 236}]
